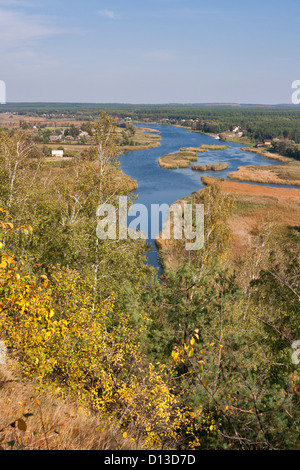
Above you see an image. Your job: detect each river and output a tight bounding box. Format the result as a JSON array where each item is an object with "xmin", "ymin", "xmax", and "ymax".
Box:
[{"xmin": 118, "ymin": 123, "xmax": 297, "ymax": 273}]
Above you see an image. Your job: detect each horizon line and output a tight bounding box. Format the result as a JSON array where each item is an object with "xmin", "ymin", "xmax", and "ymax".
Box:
[{"xmin": 1, "ymin": 101, "xmax": 300, "ymax": 107}]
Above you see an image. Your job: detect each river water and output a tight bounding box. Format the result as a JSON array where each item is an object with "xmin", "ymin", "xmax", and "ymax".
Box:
[{"xmin": 118, "ymin": 123, "xmax": 297, "ymax": 272}]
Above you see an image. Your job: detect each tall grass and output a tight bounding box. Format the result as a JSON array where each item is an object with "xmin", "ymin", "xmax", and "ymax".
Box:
[
  {"xmin": 192, "ymin": 163, "xmax": 228, "ymax": 172},
  {"xmin": 0, "ymin": 362, "xmax": 135, "ymax": 450},
  {"xmin": 158, "ymin": 151, "xmax": 197, "ymax": 169}
]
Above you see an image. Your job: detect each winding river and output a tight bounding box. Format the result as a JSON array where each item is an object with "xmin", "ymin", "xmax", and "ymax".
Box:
[{"xmin": 118, "ymin": 123, "xmax": 297, "ymax": 273}]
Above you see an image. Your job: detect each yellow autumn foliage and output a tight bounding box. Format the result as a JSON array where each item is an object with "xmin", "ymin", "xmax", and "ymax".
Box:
[
  {"xmin": 0, "ymin": 212, "xmax": 204, "ymax": 449},
  {"xmin": 47, "ymin": 266, "xmax": 205, "ymax": 449},
  {"xmin": 0, "ymin": 211, "xmax": 66, "ymax": 377}
]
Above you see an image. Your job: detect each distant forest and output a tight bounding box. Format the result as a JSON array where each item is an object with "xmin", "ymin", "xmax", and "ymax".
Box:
[{"xmin": 2, "ymin": 102, "xmax": 300, "ymax": 143}]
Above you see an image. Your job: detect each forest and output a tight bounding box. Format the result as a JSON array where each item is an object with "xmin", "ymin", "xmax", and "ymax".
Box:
[
  {"xmin": 3, "ymin": 102, "xmax": 300, "ymax": 143},
  {"xmin": 0, "ymin": 111, "xmax": 299, "ymax": 451}
]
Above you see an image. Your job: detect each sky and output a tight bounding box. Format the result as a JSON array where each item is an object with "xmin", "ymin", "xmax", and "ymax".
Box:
[{"xmin": 0, "ymin": 0, "xmax": 299, "ymax": 104}]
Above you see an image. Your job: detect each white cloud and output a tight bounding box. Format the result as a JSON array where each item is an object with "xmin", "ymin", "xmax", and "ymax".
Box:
[
  {"xmin": 98, "ymin": 9, "xmax": 116, "ymax": 20},
  {"xmin": 0, "ymin": 9, "xmax": 59, "ymax": 50},
  {"xmin": 0, "ymin": 7, "xmax": 64, "ymax": 88}
]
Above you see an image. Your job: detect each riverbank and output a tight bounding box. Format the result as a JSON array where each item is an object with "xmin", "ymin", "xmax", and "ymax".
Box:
[
  {"xmin": 155, "ymin": 177, "xmax": 300, "ymax": 270},
  {"xmin": 39, "ymin": 125, "xmax": 161, "ymax": 160},
  {"xmin": 227, "ymin": 161, "xmax": 300, "ymax": 186},
  {"xmin": 118, "ymin": 122, "xmax": 300, "ymax": 273},
  {"xmin": 202, "ymin": 176, "xmax": 300, "ymax": 258},
  {"xmin": 115, "ymin": 126, "xmax": 161, "ymax": 155},
  {"xmin": 39, "ymin": 153, "xmax": 138, "ymax": 193},
  {"xmin": 240, "ymin": 146, "xmax": 292, "ymax": 163},
  {"xmin": 187, "ymin": 126, "xmax": 292, "ymax": 162},
  {"xmin": 202, "ymin": 176, "xmax": 300, "ymax": 202}
]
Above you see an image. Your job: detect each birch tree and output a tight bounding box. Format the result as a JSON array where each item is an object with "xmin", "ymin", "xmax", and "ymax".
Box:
[{"xmin": 0, "ymin": 130, "xmax": 39, "ymax": 211}]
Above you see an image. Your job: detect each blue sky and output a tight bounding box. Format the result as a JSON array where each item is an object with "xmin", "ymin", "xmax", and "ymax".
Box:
[{"xmin": 0, "ymin": 0, "xmax": 299, "ymax": 104}]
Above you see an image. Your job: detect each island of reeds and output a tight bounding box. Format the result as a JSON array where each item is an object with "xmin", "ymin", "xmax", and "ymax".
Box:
[
  {"xmin": 192, "ymin": 162, "xmax": 228, "ymax": 172},
  {"xmin": 158, "ymin": 144, "xmax": 229, "ymax": 169},
  {"xmin": 158, "ymin": 151, "xmax": 197, "ymax": 169}
]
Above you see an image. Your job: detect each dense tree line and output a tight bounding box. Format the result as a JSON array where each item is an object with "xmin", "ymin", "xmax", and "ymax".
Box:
[
  {"xmin": 271, "ymin": 139, "xmax": 300, "ymax": 161},
  {"xmin": 2, "ymin": 103, "xmax": 300, "ymax": 144}
]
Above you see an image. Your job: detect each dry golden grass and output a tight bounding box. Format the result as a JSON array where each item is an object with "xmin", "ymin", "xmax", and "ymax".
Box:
[
  {"xmin": 201, "ymin": 177, "xmax": 300, "ymax": 258},
  {"xmin": 227, "ymin": 162, "xmax": 300, "ymax": 186},
  {"xmin": 202, "ymin": 176, "xmax": 300, "ymax": 202},
  {"xmin": 42, "ymin": 143, "xmax": 90, "ymax": 152},
  {"xmin": 158, "ymin": 151, "xmax": 197, "ymax": 169},
  {"xmin": 192, "ymin": 163, "xmax": 228, "ymax": 172},
  {"xmin": 0, "ymin": 114, "xmax": 84, "ymax": 129},
  {"xmin": 200, "ymin": 144, "xmax": 228, "ymax": 150},
  {"xmin": 156, "ymin": 177, "xmax": 300, "ymax": 269},
  {"xmin": 30, "ymin": 153, "xmax": 138, "ymax": 194},
  {"xmin": 155, "ymin": 238, "xmax": 187, "ymax": 271},
  {"xmin": 180, "ymin": 147, "xmax": 207, "ymax": 152},
  {"xmin": 158, "ymin": 143, "xmax": 229, "ymax": 171},
  {"xmin": 0, "ymin": 362, "xmax": 135, "ymax": 451},
  {"xmin": 116, "ymin": 126, "xmax": 161, "ymax": 154},
  {"xmin": 241, "ymin": 147, "xmax": 292, "ymax": 163}
]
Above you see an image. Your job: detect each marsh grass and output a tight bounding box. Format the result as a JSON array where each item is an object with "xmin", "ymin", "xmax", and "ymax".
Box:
[
  {"xmin": 180, "ymin": 147, "xmax": 207, "ymax": 152},
  {"xmin": 200, "ymin": 144, "xmax": 228, "ymax": 150},
  {"xmin": 241, "ymin": 147, "xmax": 292, "ymax": 163},
  {"xmin": 159, "ymin": 143, "xmax": 229, "ymax": 170},
  {"xmin": 227, "ymin": 161, "xmax": 300, "ymax": 186},
  {"xmin": 158, "ymin": 151, "xmax": 197, "ymax": 169},
  {"xmin": 192, "ymin": 163, "xmax": 228, "ymax": 172}
]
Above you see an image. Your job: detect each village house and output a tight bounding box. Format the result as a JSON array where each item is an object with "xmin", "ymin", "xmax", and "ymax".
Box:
[
  {"xmin": 50, "ymin": 135, "xmax": 62, "ymax": 142},
  {"xmin": 256, "ymin": 139, "xmax": 272, "ymax": 148},
  {"xmin": 226, "ymin": 131, "xmax": 236, "ymax": 137},
  {"xmin": 51, "ymin": 150, "xmax": 64, "ymax": 157}
]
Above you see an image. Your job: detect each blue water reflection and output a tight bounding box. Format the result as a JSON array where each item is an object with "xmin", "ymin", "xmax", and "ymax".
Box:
[{"xmin": 118, "ymin": 124, "xmax": 296, "ymax": 272}]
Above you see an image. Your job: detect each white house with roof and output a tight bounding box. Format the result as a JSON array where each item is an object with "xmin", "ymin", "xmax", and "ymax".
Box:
[{"xmin": 51, "ymin": 150, "xmax": 64, "ymax": 157}]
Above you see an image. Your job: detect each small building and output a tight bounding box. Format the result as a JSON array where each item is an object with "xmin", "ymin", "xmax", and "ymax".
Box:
[
  {"xmin": 264, "ymin": 139, "xmax": 272, "ymax": 146},
  {"xmin": 256, "ymin": 142, "xmax": 265, "ymax": 148},
  {"xmin": 50, "ymin": 135, "xmax": 62, "ymax": 142},
  {"xmin": 51, "ymin": 150, "xmax": 64, "ymax": 157}
]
